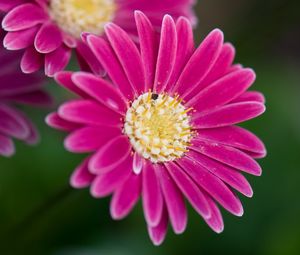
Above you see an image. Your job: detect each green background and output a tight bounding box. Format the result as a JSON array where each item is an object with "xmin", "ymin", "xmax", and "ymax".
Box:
[{"xmin": 1, "ymin": 0, "xmax": 300, "ymax": 254}]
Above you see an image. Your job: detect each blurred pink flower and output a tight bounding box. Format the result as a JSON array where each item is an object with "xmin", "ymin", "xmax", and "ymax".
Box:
[
  {"xmin": 46, "ymin": 12, "xmax": 266, "ymax": 245},
  {"xmin": 0, "ymin": 0, "xmax": 196, "ymax": 77},
  {"xmin": 0, "ymin": 29, "xmax": 51, "ymax": 157}
]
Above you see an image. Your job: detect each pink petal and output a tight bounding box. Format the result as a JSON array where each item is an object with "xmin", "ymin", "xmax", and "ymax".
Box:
[
  {"xmin": 153, "ymin": 15, "xmax": 177, "ymax": 93},
  {"xmin": 203, "ymin": 194, "xmax": 224, "ymax": 233},
  {"xmin": 186, "ymin": 43, "xmax": 235, "ymax": 99},
  {"xmin": 89, "ymin": 136, "xmax": 131, "ymax": 174},
  {"xmin": 34, "ymin": 22, "xmax": 63, "ymax": 54},
  {"xmin": 45, "ymin": 45, "xmax": 71, "ymax": 77},
  {"xmin": 192, "ymin": 102, "xmax": 266, "ymax": 128},
  {"xmin": 165, "ymin": 17, "xmax": 194, "ymax": 92},
  {"xmin": 90, "ymin": 155, "xmax": 132, "ymax": 197},
  {"xmin": 0, "ymin": 134, "xmax": 15, "ymax": 157},
  {"xmin": 177, "ymin": 157, "xmax": 244, "ymax": 216},
  {"xmin": 187, "ymin": 151, "xmax": 254, "ymax": 197},
  {"xmin": 134, "ymin": 11, "xmax": 158, "ymax": 91},
  {"xmin": 133, "ymin": 152, "xmax": 143, "ymax": 175},
  {"xmin": 188, "ymin": 68, "xmax": 256, "ymax": 111},
  {"xmin": 197, "ymin": 126, "xmax": 266, "ymax": 156},
  {"xmin": 54, "ymin": 71, "xmax": 89, "ymax": 98},
  {"xmin": 142, "ymin": 161, "xmax": 163, "ymax": 227},
  {"xmin": 45, "ymin": 112, "xmax": 81, "ymax": 132},
  {"xmin": 70, "ymin": 157, "xmax": 95, "ymax": 189},
  {"xmin": 86, "ymin": 35, "xmax": 134, "ymax": 100},
  {"xmin": 105, "ymin": 23, "xmax": 145, "ymax": 95},
  {"xmin": 72, "ymin": 72, "xmax": 127, "ymax": 114},
  {"xmin": 148, "ymin": 207, "xmax": 168, "ymax": 246},
  {"xmin": 64, "ymin": 126, "xmax": 121, "ymax": 153},
  {"xmin": 21, "ymin": 47, "xmax": 43, "ymax": 73},
  {"xmin": 7, "ymin": 90, "xmax": 53, "ymax": 107},
  {"xmin": 190, "ymin": 138, "xmax": 262, "ymax": 176},
  {"xmin": 171, "ymin": 29, "xmax": 223, "ymax": 96},
  {"xmin": 4, "ymin": 26, "xmax": 39, "ymax": 50},
  {"xmin": 232, "ymin": 91, "xmax": 266, "ymax": 104},
  {"xmin": 155, "ymin": 163, "xmax": 187, "ymax": 234},
  {"xmin": 0, "ymin": 0, "xmax": 28, "ymax": 12},
  {"xmin": 2, "ymin": 3, "xmax": 47, "ymax": 31},
  {"xmin": 166, "ymin": 162, "xmax": 211, "ymax": 219},
  {"xmin": 58, "ymin": 100, "xmax": 121, "ymax": 127},
  {"xmin": 110, "ymin": 173, "xmax": 142, "ymax": 220}
]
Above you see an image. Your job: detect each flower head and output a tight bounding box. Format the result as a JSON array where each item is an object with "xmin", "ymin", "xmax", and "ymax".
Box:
[
  {"xmin": 0, "ymin": 0, "xmax": 196, "ymax": 77},
  {"xmin": 46, "ymin": 12, "xmax": 266, "ymax": 245},
  {"xmin": 0, "ymin": 28, "xmax": 51, "ymax": 157}
]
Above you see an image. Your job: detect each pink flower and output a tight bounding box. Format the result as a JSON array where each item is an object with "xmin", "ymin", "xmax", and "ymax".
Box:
[
  {"xmin": 0, "ymin": 29, "xmax": 51, "ymax": 157},
  {"xmin": 46, "ymin": 12, "xmax": 266, "ymax": 245},
  {"xmin": 0, "ymin": 0, "xmax": 196, "ymax": 77}
]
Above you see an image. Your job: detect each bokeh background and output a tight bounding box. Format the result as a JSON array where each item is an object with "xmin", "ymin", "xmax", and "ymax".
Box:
[{"xmin": 1, "ymin": 0, "xmax": 300, "ymax": 254}]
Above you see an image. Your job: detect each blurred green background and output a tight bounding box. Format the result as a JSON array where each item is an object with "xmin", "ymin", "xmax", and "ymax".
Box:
[{"xmin": 1, "ymin": 0, "xmax": 300, "ymax": 254}]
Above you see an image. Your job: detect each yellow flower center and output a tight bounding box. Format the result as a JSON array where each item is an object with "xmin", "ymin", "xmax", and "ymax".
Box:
[
  {"xmin": 49, "ymin": 0, "xmax": 116, "ymax": 38},
  {"xmin": 124, "ymin": 92, "xmax": 193, "ymax": 163}
]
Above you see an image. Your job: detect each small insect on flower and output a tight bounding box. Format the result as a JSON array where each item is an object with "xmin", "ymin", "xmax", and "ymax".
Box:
[
  {"xmin": 0, "ymin": 0, "xmax": 196, "ymax": 77},
  {"xmin": 0, "ymin": 25, "xmax": 51, "ymax": 157},
  {"xmin": 46, "ymin": 11, "xmax": 266, "ymax": 245}
]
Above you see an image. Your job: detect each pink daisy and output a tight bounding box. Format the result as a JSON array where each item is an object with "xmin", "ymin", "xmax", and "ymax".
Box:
[
  {"xmin": 0, "ymin": 0, "xmax": 196, "ymax": 77},
  {"xmin": 0, "ymin": 28, "xmax": 51, "ymax": 157},
  {"xmin": 46, "ymin": 12, "xmax": 266, "ymax": 245}
]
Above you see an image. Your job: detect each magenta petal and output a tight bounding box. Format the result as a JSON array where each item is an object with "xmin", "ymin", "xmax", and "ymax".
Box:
[
  {"xmin": 177, "ymin": 157, "xmax": 244, "ymax": 216},
  {"xmin": 34, "ymin": 22, "xmax": 62, "ymax": 54},
  {"xmin": 156, "ymin": 164, "xmax": 187, "ymax": 234},
  {"xmin": 86, "ymin": 35, "xmax": 134, "ymax": 100},
  {"xmin": 188, "ymin": 43, "xmax": 235, "ymax": 97},
  {"xmin": 89, "ymin": 136, "xmax": 131, "ymax": 174},
  {"xmin": 165, "ymin": 17, "xmax": 194, "ymax": 92},
  {"xmin": 148, "ymin": 207, "xmax": 168, "ymax": 246},
  {"xmin": 4, "ymin": 26, "xmax": 39, "ymax": 50},
  {"xmin": 0, "ymin": 0, "xmax": 28, "ymax": 12},
  {"xmin": 172, "ymin": 29, "xmax": 223, "ymax": 96},
  {"xmin": 7, "ymin": 90, "xmax": 53, "ymax": 107},
  {"xmin": 198, "ymin": 126, "xmax": 266, "ymax": 156},
  {"xmin": 232, "ymin": 91, "xmax": 266, "ymax": 104},
  {"xmin": 64, "ymin": 126, "xmax": 120, "ymax": 153},
  {"xmin": 133, "ymin": 152, "xmax": 143, "ymax": 175},
  {"xmin": 153, "ymin": 15, "xmax": 177, "ymax": 93},
  {"xmin": 110, "ymin": 173, "xmax": 141, "ymax": 220},
  {"xmin": 58, "ymin": 100, "xmax": 121, "ymax": 127},
  {"xmin": 142, "ymin": 161, "xmax": 163, "ymax": 227},
  {"xmin": 21, "ymin": 47, "xmax": 43, "ymax": 73},
  {"xmin": 90, "ymin": 155, "xmax": 132, "ymax": 197},
  {"xmin": 193, "ymin": 102, "xmax": 266, "ymax": 128},
  {"xmin": 72, "ymin": 72, "xmax": 127, "ymax": 114},
  {"xmin": 0, "ymin": 134, "xmax": 15, "ymax": 157},
  {"xmin": 45, "ymin": 112, "xmax": 81, "ymax": 132},
  {"xmin": 54, "ymin": 71, "xmax": 89, "ymax": 98},
  {"xmin": 2, "ymin": 3, "xmax": 47, "ymax": 31},
  {"xmin": 188, "ymin": 151, "xmax": 254, "ymax": 197},
  {"xmin": 70, "ymin": 157, "xmax": 95, "ymax": 189},
  {"xmin": 134, "ymin": 11, "xmax": 158, "ymax": 91},
  {"xmin": 166, "ymin": 162, "xmax": 211, "ymax": 219},
  {"xmin": 188, "ymin": 68, "xmax": 256, "ymax": 111},
  {"xmin": 191, "ymin": 138, "xmax": 262, "ymax": 176},
  {"xmin": 203, "ymin": 194, "xmax": 224, "ymax": 233},
  {"xmin": 105, "ymin": 23, "xmax": 145, "ymax": 95},
  {"xmin": 45, "ymin": 45, "xmax": 71, "ymax": 77},
  {"xmin": 0, "ymin": 104, "xmax": 30, "ymax": 139}
]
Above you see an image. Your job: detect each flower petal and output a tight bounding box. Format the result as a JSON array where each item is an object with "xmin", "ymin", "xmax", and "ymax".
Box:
[
  {"xmin": 21, "ymin": 47, "xmax": 43, "ymax": 73},
  {"xmin": 153, "ymin": 15, "xmax": 177, "ymax": 93},
  {"xmin": 190, "ymin": 138, "xmax": 262, "ymax": 176},
  {"xmin": 155, "ymin": 164, "xmax": 187, "ymax": 234},
  {"xmin": 142, "ymin": 161, "xmax": 163, "ymax": 227},
  {"xmin": 203, "ymin": 194, "xmax": 224, "ymax": 233},
  {"xmin": 70, "ymin": 157, "xmax": 95, "ymax": 189},
  {"xmin": 0, "ymin": 134, "xmax": 15, "ymax": 157},
  {"xmin": 148, "ymin": 207, "xmax": 168, "ymax": 246},
  {"xmin": 166, "ymin": 162, "xmax": 211, "ymax": 219},
  {"xmin": 177, "ymin": 157, "xmax": 244, "ymax": 216},
  {"xmin": 192, "ymin": 102, "xmax": 266, "ymax": 128},
  {"xmin": 2, "ymin": 3, "xmax": 47, "ymax": 31},
  {"xmin": 90, "ymin": 155, "xmax": 133, "ymax": 197},
  {"xmin": 110, "ymin": 173, "xmax": 142, "ymax": 220},
  {"xmin": 45, "ymin": 112, "xmax": 81, "ymax": 132},
  {"xmin": 89, "ymin": 136, "xmax": 131, "ymax": 174}
]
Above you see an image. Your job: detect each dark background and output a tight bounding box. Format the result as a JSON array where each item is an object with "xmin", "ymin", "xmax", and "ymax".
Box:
[{"xmin": 1, "ymin": 0, "xmax": 300, "ymax": 254}]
